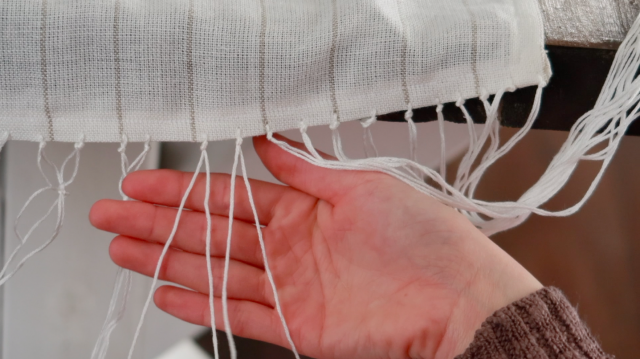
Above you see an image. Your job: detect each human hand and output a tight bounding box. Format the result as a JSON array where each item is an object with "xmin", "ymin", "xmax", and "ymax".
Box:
[{"xmin": 90, "ymin": 134, "xmax": 542, "ymax": 359}]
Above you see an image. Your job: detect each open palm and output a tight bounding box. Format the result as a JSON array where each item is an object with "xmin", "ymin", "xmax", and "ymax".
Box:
[{"xmin": 90, "ymin": 135, "xmax": 540, "ymax": 359}]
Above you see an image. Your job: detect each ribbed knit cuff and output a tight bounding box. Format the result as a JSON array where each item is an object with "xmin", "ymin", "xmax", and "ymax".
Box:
[{"xmin": 456, "ymin": 287, "xmax": 613, "ymax": 359}]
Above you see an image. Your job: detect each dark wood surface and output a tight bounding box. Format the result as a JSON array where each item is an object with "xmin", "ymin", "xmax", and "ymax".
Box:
[{"xmin": 469, "ymin": 127, "xmax": 640, "ymax": 359}]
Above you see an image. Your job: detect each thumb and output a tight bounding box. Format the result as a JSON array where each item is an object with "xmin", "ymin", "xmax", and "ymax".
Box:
[{"xmin": 253, "ymin": 134, "xmax": 376, "ymax": 204}]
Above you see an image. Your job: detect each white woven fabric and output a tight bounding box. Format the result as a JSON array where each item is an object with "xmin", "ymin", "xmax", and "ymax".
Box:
[{"xmin": 0, "ymin": 0, "xmax": 550, "ymax": 143}]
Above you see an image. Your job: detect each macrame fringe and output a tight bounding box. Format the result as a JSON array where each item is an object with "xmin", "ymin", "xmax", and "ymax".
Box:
[
  {"xmin": 238, "ymin": 136, "xmax": 301, "ymax": 359},
  {"xmin": 220, "ymin": 131, "xmax": 301, "ymax": 359},
  {"xmin": 91, "ymin": 135, "xmax": 152, "ymax": 359},
  {"xmin": 268, "ymin": 9, "xmax": 640, "ymax": 237},
  {"xmin": 2, "ymin": 13, "xmax": 640, "ymax": 359},
  {"xmin": 122, "ymin": 134, "xmax": 300, "ymax": 359},
  {"xmin": 0, "ymin": 136, "xmax": 83, "ymax": 287}
]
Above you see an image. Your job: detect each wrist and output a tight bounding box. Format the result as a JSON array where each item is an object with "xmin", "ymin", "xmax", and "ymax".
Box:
[{"xmin": 434, "ymin": 237, "xmax": 543, "ymax": 359}]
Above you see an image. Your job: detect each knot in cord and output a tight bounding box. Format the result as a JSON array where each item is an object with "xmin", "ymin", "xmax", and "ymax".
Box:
[
  {"xmin": 538, "ymin": 76, "xmax": 548, "ymax": 87},
  {"xmin": 75, "ymin": 135, "xmax": 85, "ymax": 150},
  {"xmin": 329, "ymin": 113, "xmax": 340, "ymax": 130},
  {"xmin": 235, "ymin": 129, "xmax": 243, "ymax": 146},
  {"xmin": 404, "ymin": 106, "xmax": 413, "ymax": 121},
  {"xmin": 360, "ymin": 110, "xmax": 377, "ymax": 128},
  {"xmin": 299, "ymin": 121, "xmax": 308, "ymax": 134},
  {"xmin": 57, "ymin": 185, "xmax": 69, "ymax": 196},
  {"xmin": 143, "ymin": 135, "xmax": 151, "ymax": 151},
  {"xmin": 265, "ymin": 124, "xmax": 273, "ymax": 140},
  {"xmin": 479, "ymin": 88, "xmax": 489, "ymax": 101},
  {"xmin": 118, "ymin": 135, "xmax": 128, "ymax": 153}
]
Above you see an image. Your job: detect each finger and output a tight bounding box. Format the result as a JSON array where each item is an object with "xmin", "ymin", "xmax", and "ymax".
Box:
[
  {"xmin": 254, "ymin": 134, "xmax": 381, "ymax": 204},
  {"xmin": 154, "ymin": 286, "xmax": 286, "ymax": 348},
  {"xmin": 111, "ymin": 236, "xmax": 272, "ymax": 306},
  {"xmin": 122, "ymin": 169, "xmax": 293, "ymax": 224},
  {"xmin": 91, "ymin": 199, "xmax": 263, "ymax": 267}
]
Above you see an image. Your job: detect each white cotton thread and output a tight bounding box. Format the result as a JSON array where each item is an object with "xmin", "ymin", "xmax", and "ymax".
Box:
[
  {"xmin": 299, "ymin": 120, "xmax": 324, "ymax": 161},
  {"xmin": 405, "ymin": 105, "xmax": 418, "ymax": 162},
  {"xmin": 360, "ymin": 110, "xmax": 379, "ymax": 158},
  {"xmin": 271, "ymin": 26, "xmax": 640, "ymax": 236},
  {"xmin": 221, "ymin": 133, "xmax": 242, "ymax": 359},
  {"xmin": 435, "ymin": 103, "xmax": 446, "ymax": 182},
  {"xmin": 91, "ymin": 135, "xmax": 152, "ymax": 359},
  {"xmin": 454, "ymin": 98, "xmax": 477, "ymax": 185},
  {"xmin": 268, "ymin": 32, "xmax": 640, "ymax": 236},
  {"xmin": 0, "ymin": 136, "xmax": 83, "ymax": 286},
  {"xmin": 128, "ymin": 145, "xmax": 206, "ymax": 359},
  {"xmin": 118, "ymin": 135, "xmax": 151, "ymax": 200},
  {"xmin": 238, "ymin": 141, "xmax": 301, "ymax": 359},
  {"xmin": 330, "ymin": 113, "xmax": 348, "ymax": 161},
  {"xmin": 464, "ymin": 81, "xmax": 545, "ymax": 201},
  {"xmin": 201, "ymin": 139, "xmax": 221, "ymax": 359},
  {"xmin": 453, "ymin": 90, "xmax": 505, "ymax": 192}
]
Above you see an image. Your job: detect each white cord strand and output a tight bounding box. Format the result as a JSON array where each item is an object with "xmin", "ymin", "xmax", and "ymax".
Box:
[
  {"xmin": 405, "ymin": 106, "xmax": 418, "ymax": 162},
  {"xmin": 91, "ymin": 136, "xmax": 152, "ymax": 359},
  {"xmin": 0, "ymin": 137, "xmax": 83, "ymax": 287},
  {"xmin": 238, "ymin": 140, "xmax": 301, "ymax": 359},
  {"xmin": 435, "ymin": 103, "xmax": 446, "ymax": 182},
  {"xmin": 268, "ymin": 21, "xmax": 640, "ymax": 236},
  {"xmin": 453, "ymin": 90, "xmax": 504, "ymax": 191},
  {"xmin": 202, "ymin": 140, "xmax": 221, "ymax": 359},
  {"xmin": 221, "ymin": 135, "xmax": 241, "ymax": 359},
  {"xmin": 360, "ymin": 111, "xmax": 379, "ymax": 158},
  {"xmin": 128, "ymin": 147, "xmax": 205, "ymax": 359},
  {"xmin": 330, "ymin": 114, "xmax": 348, "ymax": 162}
]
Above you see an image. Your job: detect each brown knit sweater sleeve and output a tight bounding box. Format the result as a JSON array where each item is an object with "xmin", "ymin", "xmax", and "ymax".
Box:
[{"xmin": 456, "ymin": 287, "xmax": 613, "ymax": 359}]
